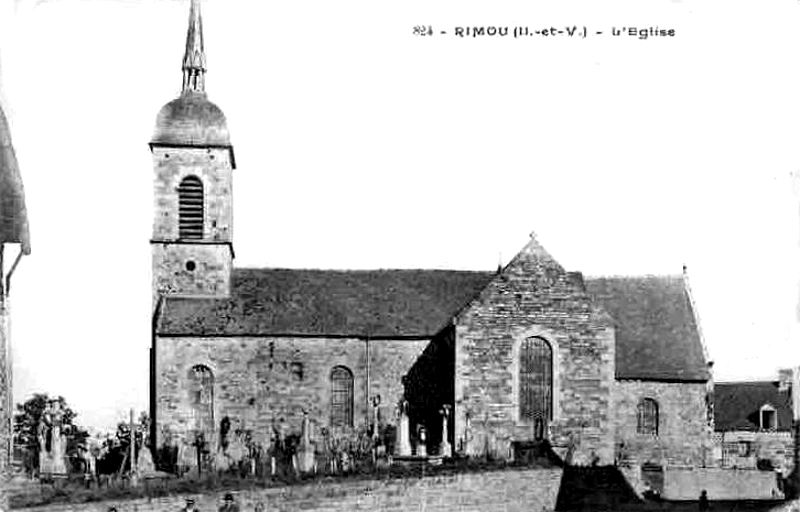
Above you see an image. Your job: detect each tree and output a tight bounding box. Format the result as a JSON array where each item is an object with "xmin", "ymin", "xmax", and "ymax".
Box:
[{"xmin": 13, "ymin": 393, "xmax": 88, "ymax": 475}]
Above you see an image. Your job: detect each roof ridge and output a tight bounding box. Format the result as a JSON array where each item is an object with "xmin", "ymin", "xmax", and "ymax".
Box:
[
  {"xmin": 232, "ymin": 267, "xmax": 495, "ymax": 274},
  {"xmin": 584, "ymin": 273, "xmax": 683, "ymax": 280},
  {"xmin": 715, "ymin": 380, "xmax": 780, "ymax": 384}
]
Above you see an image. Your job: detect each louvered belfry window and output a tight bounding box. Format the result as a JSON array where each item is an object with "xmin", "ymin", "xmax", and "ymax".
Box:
[
  {"xmin": 330, "ymin": 366, "xmax": 354, "ymax": 428},
  {"xmin": 520, "ymin": 337, "xmax": 553, "ymax": 426},
  {"xmin": 637, "ymin": 398, "xmax": 659, "ymax": 435},
  {"xmin": 178, "ymin": 175, "xmax": 204, "ymax": 239}
]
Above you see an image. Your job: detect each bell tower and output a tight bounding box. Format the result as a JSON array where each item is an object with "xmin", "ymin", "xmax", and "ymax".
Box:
[{"xmin": 149, "ymin": 0, "xmax": 235, "ymax": 308}]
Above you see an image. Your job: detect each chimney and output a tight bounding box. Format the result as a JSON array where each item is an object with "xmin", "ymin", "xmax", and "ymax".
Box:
[
  {"xmin": 779, "ymin": 368, "xmax": 794, "ymax": 393},
  {"xmin": 793, "ymin": 366, "xmax": 800, "ymax": 422}
]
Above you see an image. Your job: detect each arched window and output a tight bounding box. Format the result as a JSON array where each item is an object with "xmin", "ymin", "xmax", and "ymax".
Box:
[
  {"xmin": 188, "ymin": 365, "xmax": 214, "ymax": 431},
  {"xmin": 178, "ymin": 175, "xmax": 204, "ymax": 239},
  {"xmin": 330, "ymin": 366, "xmax": 354, "ymax": 428},
  {"xmin": 520, "ymin": 336, "xmax": 553, "ymax": 435},
  {"xmin": 637, "ymin": 398, "xmax": 659, "ymax": 436}
]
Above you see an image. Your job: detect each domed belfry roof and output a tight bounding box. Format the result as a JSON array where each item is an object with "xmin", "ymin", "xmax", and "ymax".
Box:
[
  {"xmin": 0, "ymin": 104, "xmax": 30, "ymax": 255},
  {"xmin": 151, "ymin": 0, "xmax": 232, "ymax": 150},
  {"xmin": 152, "ymin": 94, "xmax": 230, "ymax": 147}
]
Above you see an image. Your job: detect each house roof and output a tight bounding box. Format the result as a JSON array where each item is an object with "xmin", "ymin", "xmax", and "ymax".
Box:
[
  {"xmin": 713, "ymin": 381, "xmax": 793, "ymax": 432},
  {"xmin": 585, "ymin": 275, "xmax": 710, "ymax": 382},
  {"xmin": 157, "ymin": 268, "xmax": 708, "ymax": 382},
  {"xmin": 0, "ymin": 105, "xmax": 30, "ymax": 254}
]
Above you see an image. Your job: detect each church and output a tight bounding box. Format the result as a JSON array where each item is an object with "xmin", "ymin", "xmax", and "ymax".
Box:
[{"xmin": 149, "ymin": 0, "xmax": 714, "ymax": 475}]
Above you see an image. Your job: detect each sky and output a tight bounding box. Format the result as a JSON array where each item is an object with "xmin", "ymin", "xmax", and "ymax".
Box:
[{"xmin": 1, "ymin": 0, "xmax": 800, "ymax": 432}]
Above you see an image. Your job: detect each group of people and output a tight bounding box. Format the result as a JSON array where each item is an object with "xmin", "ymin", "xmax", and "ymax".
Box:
[
  {"xmin": 180, "ymin": 493, "xmax": 256, "ymax": 512},
  {"xmin": 106, "ymin": 492, "xmax": 265, "ymax": 511}
]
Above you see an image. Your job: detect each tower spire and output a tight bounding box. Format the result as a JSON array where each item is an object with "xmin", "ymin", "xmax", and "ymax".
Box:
[{"xmin": 182, "ymin": 0, "xmax": 206, "ymax": 95}]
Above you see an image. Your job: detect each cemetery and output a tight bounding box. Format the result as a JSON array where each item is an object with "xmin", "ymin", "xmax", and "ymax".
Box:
[{"xmin": 7, "ymin": 399, "xmax": 563, "ymax": 509}]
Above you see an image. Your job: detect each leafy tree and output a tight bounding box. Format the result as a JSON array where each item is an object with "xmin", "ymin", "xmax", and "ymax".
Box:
[{"xmin": 13, "ymin": 393, "xmax": 88, "ymax": 475}]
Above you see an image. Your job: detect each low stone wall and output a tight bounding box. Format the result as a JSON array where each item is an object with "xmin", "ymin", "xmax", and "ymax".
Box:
[
  {"xmin": 618, "ymin": 465, "xmax": 645, "ymax": 496},
  {"xmin": 663, "ymin": 467, "xmax": 783, "ymax": 501},
  {"xmin": 18, "ymin": 467, "xmax": 563, "ymax": 512}
]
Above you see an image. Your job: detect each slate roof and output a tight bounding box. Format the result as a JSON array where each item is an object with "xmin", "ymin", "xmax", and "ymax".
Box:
[
  {"xmin": 157, "ymin": 269, "xmax": 709, "ymax": 382},
  {"xmin": 0, "ymin": 105, "xmax": 30, "ymax": 254},
  {"xmin": 157, "ymin": 268, "xmax": 495, "ymax": 338},
  {"xmin": 585, "ymin": 275, "xmax": 710, "ymax": 382},
  {"xmin": 713, "ymin": 381, "xmax": 793, "ymax": 432}
]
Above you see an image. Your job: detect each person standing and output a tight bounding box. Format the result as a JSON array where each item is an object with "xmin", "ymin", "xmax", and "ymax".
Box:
[
  {"xmin": 218, "ymin": 493, "xmax": 240, "ymax": 512},
  {"xmin": 698, "ymin": 490, "xmax": 710, "ymax": 512}
]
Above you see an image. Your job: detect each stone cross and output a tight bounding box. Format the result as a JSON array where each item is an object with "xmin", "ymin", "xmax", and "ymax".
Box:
[
  {"xmin": 371, "ymin": 395, "xmax": 381, "ymax": 440},
  {"xmin": 461, "ymin": 410, "xmax": 472, "ymax": 454},
  {"xmin": 439, "ymin": 405, "xmax": 452, "ymax": 458},
  {"xmin": 191, "ymin": 433, "xmax": 207, "ymax": 476},
  {"xmin": 297, "ymin": 411, "xmax": 315, "ymax": 474},
  {"xmin": 394, "ymin": 399, "xmax": 411, "ymax": 457},
  {"xmin": 300, "ymin": 411, "xmax": 311, "ymax": 451},
  {"xmin": 38, "ymin": 400, "xmax": 68, "ymax": 476},
  {"xmin": 36, "ymin": 405, "xmax": 50, "ymax": 474},
  {"xmin": 129, "ymin": 409, "xmax": 138, "ymax": 486}
]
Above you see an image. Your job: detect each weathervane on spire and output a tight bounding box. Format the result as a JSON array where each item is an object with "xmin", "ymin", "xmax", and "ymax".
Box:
[{"xmin": 182, "ymin": 0, "xmax": 207, "ymax": 94}]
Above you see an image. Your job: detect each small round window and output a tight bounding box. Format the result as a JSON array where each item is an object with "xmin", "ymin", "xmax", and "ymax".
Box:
[{"xmin": 185, "ymin": 260, "xmax": 196, "ymax": 272}]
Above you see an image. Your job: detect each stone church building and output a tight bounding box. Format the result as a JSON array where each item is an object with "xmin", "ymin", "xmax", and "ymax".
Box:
[{"xmin": 149, "ymin": 0, "xmax": 714, "ymax": 472}]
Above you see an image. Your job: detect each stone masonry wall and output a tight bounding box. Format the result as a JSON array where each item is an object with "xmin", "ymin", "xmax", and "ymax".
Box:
[
  {"xmin": 152, "ymin": 243, "xmax": 232, "ymax": 299},
  {"xmin": 21, "ymin": 467, "xmax": 563, "ymax": 512},
  {"xmin": 454, "ymin": 239, "xmax": 616, "ymax": 465},
  {"xmin": 614, "ymin": 380, "xmax": 712, "ymax": 468},
  {"xmin": 663, "ymin": 467, "xmax": 783, "ymax": 500},
  {"xmin": 153, "ymin": 336, "xmax": 427, "ymax": 458},
  {"xmin": 715, "ymin": 430, "xmax": 795, "ymax": 474},
  {"xmin": 151, "ymin": 147, "xmax": 233, "ymax": 243}
]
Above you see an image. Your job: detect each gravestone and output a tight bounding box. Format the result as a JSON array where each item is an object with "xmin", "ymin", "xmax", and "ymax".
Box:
[
  {"xmin": 461, "ymin": 412, "xmax": 473, "ymax": 454},
  {"xmin": 296, "ymin": 411, "xmax": 315, "ymax": 473},
  {"xmin": 226, "ymin": 431, "xmax": 248, "ymax": 465},
  {"xmin": 37, "ymin": 400, "xmax": 68, "ymax": 476},
  {"xmin": 439, "ymin": 405, "xmax": 452, "ymax": 458},
  {"xmin": 371, "ymin": 396, "xmax": 381, "ymax": 440},
  {"xmin": 395, "ymin": 400, "xmax": 411, "ymax": 457},
  {"xmin": 417, "ymin": 426, "xmax": 427, "ymax": 457},
  {"xmin": 137, "ymin": 447, "xmax": 156, "ymax": 476}
]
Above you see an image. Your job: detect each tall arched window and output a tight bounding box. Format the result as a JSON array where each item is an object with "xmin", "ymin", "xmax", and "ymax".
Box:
[
  {"xmin": 637, "ymin": 398, "xmax": 659, "ymax": 436},
  {"xmin": 188, "ymin": 364, "xmax": 214, "ymax": 432},
  {"xmin": 330, "ymin": 366, "xmax": 354, "ymax": 428},
  {"xmin": 178, "ymin": 175, "xmax": 204, "ymax": 239},
  {"xmin": 520, "ymin": 336, "xmax": 553, "ymax": 436}
]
